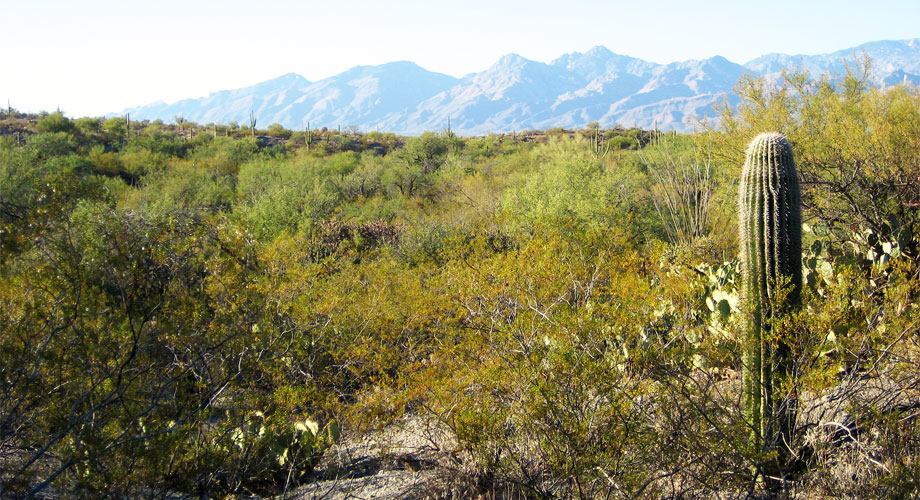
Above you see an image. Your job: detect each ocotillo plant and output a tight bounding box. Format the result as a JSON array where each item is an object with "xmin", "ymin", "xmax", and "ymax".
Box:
[{"xmin": 738, "ymin": 133, "xmax": 801, "ymax": 457}]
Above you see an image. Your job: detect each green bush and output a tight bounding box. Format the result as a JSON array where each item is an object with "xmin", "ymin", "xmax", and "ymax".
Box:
[
  {"xmin": 36, "ymin": 111, "xmax": 76, "ymax": 135},
  {"xmin": 715, "ymin": 64, "xmax": 920, "ymax": 258},
  {"xmin": 501, "ymin": 136, "xmax": 651, "ymax": 237},
  {"xmin": 607, "ymin": 135, "xmax": 636, "ymax": 150},
  {"xmin": 3, "ymin": 88, "xmax": 920, "ymax": 498}
]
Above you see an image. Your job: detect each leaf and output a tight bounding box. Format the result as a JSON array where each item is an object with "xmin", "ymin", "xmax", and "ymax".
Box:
[
  {"xmin": 693, "ymin": 354, "xmax": 706, "ymax": 369},
  {"xmin": 726, "ymin": 293, "xmax": 739, "ymax": 310},
  {"xmin": 231, "ymin": 428, "xmax": 246, "ymax": 451},
  {"xmin": 819, "ymin": 261, "xmax": 834, "ymax": 280},
  {"xmin": 324, "ymin": 421, "xmax": 341, "ymax": 442},
  {"xmin": 810, "ymin": 240, "xmax": 823, "ymax": 255},
  {"xmin": 887, "ymin": 213, "xmax": 901, "ymax": 232},
  {"xmin": 805, "ymin": 270, "xmax": 816, "ymax": 288},
  {"xmin": 717, "ymin": 299, "xmax": 731, "ymax": 317}
]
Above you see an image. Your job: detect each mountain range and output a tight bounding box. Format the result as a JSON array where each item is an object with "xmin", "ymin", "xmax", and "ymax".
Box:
[{"xmin": 119, "ymin": 38, "xmax": 920, "ymax": 134}]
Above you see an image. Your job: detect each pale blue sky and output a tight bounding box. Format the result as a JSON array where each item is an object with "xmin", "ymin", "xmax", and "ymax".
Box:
[{"xmin": 4, "ymin": 0, "xmax": 918, "ymax": 117}]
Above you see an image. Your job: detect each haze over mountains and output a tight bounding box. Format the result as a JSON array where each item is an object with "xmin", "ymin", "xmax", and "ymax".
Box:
[{"xmin": 120, "ymin": 38, "xmax": 920, "ymax": 134}]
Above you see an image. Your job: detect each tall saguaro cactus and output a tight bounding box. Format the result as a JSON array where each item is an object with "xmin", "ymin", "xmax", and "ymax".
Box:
[{"xmin": 738, "ymin": 133, "xmax": 801, "ymax": 456}]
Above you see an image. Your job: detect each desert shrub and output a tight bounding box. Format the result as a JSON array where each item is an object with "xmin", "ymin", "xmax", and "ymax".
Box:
[
  {"xmin": 335, "ymin": 153, "xmax": 387, "ymax": 200},
  {"xmin": 410, "ymin": 218, "xmax": 920, "ymax": 498},
  {"xmin": 257, "ymin": 234, "xmax": 466, "ymax": 426},
  {"xmin": 36, "ymin": 111, "xmax": 77, "ymax": 135},
  {"xmin": 407, "ymin": 227, "xmax": 733, "ymax": 498},
  {"xmin": 0, "ymin": 203, "xmax": 339, "ymax": 497},
  {"xmin": 328, "ymin": 133, "xmax": 353, "ymax": 152},
  {"xmin": 714, "ymin": 63, "xmax": 920, "ymax": 259},
  {"xmin": 383, "ymin": 156, "xmax": 434, "ymax": 199},
  {"xmin": 26, "ymin": 131, "xmax": 79, "ymax": 158},
  {"xmin": 126, "ymin": 123, "xmax": 186, "ymax": 157},
  {"xmin": 501, "ymin": 136, "xmax": 652, "ymax": 239},
  {"xmin": 167, "ymin": 411, "xmax": 338, "ymax": 496},
  {"xmin": 118, "ymin": 148, "xmax": 171, "ymax": 179},
  {"xmin": 607, "ymin": 135, "xmax": 637, "ymax": 150},
  {"xmin": 392, "ymin": 217, "xmax": 462, "ymax": 266},
  {"xmin": 638, "ymin": 135, "xmax": 717, "ymax": 247},
  {"xmin": 463, "ymin": 134, "xmax": 504, "ymax": 160},
  {"xmin": 234, "ymin": 156, "xmax": 338, "ymax": 240},
  {"xmin": 187, "ymin": 135, "xmax": 259, "ymax": 175},
  {"xmin": 4, "ymin": 93, "xmax": 920, "ymax": 498},
  {"xmin": 102, "ymin": 115, "xmax": 127, "ymax": 137},
  {"xmin": 0, "ymin": 139, "xmax": 107, "ymax": 256},
  {"xmin": 267, "ymin": 122, "xmax": 293, "ymax": 139},
  {"xmin": 299, "ymin": 218, "xmax": 401, "ymax": 262},
  {"xmin": 124, "ymin": 160, "xmax": 235, "ymax": 216},
  {"xmin": 74, "ymin": 116, "xmax": 103, "ymax": 137},
  {"xmin": 401, "ymin": 131, "xmax": 459, "ymax": 174},
  {"xmin": 317, "ymin": 151, "xmax": 361, "ymax": 189}
]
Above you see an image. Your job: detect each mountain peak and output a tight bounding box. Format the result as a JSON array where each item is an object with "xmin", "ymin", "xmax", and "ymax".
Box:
[
  {"xmin": 495, "ymin": 53, "xmax": 530, "ymax": 66},
  {"xmin": 380, "ymin": 60, "xmax": 423, "ymax": 69},
  {"xmin": 552, "ymin": 45, "xmax": 653, "ymax": 81},
  {"xmin": 268, "ymin": 72, "xmax": 310, "ymax": 84},
  {"xmin": 118, "ymin": 38, "xmax": 920, "ymax": 134},
  {"xmin": 584, "ymin": 45, "xmax": 614, "ymax": 58}
]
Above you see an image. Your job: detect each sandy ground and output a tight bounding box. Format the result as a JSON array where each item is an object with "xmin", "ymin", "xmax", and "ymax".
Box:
[{"xmin": 279, "ymin": 416, "xmax": 451, "ymax": 500}]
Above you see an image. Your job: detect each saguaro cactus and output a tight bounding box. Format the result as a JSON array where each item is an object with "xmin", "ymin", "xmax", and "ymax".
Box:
[{"xmin": 738, "ymin": 133, "xmax": 801, "ymax": 455}]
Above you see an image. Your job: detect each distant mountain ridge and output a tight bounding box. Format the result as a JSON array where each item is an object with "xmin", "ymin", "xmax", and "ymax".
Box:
[{"xmin": 118, "ymin": 38, "xmax": 920, "ymax": 134}]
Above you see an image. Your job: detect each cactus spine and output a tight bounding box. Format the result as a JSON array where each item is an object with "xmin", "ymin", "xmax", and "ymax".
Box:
[{"xmin": 738, "ymin": 133, "xmax": 801, "ymax": 455}]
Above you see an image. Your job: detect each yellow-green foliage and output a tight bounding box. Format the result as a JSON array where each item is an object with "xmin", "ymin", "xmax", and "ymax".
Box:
[
  {"xmin": 715, "ymin": 63, "xmax": 920, "ymax": 254},
  {"xmin": 501, "ymin": 137, "xmax": 650, "ymax": 235},
  {"xmin": 3, "ymin": 72, "xmax": 920, "ymax": 498}
]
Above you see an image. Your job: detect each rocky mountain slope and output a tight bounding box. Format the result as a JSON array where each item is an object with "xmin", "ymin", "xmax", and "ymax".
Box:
[{"xmin": 119, "ymin": 38, "xmax": 920, "ymax": 134}]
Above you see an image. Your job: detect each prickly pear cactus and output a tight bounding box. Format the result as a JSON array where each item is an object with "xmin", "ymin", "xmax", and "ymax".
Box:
[{"xmin": 738, "ymin": 132, "xmax": 801, "ymax": 452}]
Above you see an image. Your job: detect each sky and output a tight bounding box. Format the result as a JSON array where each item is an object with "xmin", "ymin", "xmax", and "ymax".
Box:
[{"xmin": 3, "ymin": 0, "xmax": 919, "ymax": 118}]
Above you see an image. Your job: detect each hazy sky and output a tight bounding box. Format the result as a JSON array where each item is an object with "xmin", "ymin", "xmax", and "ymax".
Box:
[{"xmin": 4, "ymin": 0, "xmax": 918, "ymax": 117}]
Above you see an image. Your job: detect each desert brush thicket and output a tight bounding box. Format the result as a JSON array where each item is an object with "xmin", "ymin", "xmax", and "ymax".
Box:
[{"xmin": 1, "ymin": 63, "xmax": 919, "ymax": 499}]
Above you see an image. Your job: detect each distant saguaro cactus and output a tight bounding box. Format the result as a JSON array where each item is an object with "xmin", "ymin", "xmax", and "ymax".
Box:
[{"xmin": 738, "ymin": 133, "xmax": 801, "ymax": 457}]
